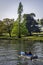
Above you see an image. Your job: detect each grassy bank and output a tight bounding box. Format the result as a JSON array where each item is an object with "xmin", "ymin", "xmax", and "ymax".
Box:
[
  {"xmin": 22, "ymin": 36, "xmax": 43, "ymax": 41},
  {"xmin": 0, "ymin": 35, "xmax": 43, "ymax": 41}
]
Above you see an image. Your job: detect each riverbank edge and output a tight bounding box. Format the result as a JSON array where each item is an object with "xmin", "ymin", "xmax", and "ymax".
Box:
[{"xmin": 0, "ymin": 36, "xmax": 43, "ymax": 41}]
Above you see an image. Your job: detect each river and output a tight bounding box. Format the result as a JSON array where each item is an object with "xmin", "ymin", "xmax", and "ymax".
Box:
[{"xmin": 0, "ymin": 39, "xmax": 43, "ymax": 65}]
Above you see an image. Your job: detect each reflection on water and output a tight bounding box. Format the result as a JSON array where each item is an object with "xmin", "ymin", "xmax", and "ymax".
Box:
[{"xmin": 0, "ymin": 40, "xmax": 43, "ymax": 65}]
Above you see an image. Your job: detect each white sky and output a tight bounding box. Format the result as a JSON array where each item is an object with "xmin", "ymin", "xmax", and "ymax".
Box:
[{"xmin": 0, "ymin": 0, "xmax": 43, "ymax": 20}]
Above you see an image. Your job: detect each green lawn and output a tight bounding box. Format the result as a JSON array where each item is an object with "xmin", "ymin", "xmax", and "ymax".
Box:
[
  {"xmin": 22, "ymin": 36, "xmax": 43, "ymax": 41},
  {"xmin": 0, "ymin": 33, "xmax": 43, "ymax": 41}
]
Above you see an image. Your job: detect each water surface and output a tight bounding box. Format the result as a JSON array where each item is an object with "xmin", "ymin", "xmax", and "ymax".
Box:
[{"xmin": 0, "ymin": 39, "xmax": 43, "ymax": 65}]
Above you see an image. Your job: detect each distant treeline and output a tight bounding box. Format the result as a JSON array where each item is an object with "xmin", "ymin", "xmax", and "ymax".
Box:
[{"xmin": 0, "ymin": 2, "xmax": 43, "ymax": 37}]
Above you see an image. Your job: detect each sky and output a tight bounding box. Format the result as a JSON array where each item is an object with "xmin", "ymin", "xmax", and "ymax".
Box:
[{"xmin": 0, "ymin": 0, "xmax": 43, "ymax": 20}]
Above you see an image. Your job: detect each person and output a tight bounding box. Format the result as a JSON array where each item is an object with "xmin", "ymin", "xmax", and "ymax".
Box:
[
  {"xmin": 28, "ymin": 51, "xmax": 32, "ymax": 55},
  {"xmin": 31, "ymin": 55, "xmax": 38, "ymax": 60},
  {"xmin": 25, "ymin": 51, "xmax": 33, "ymax": 56}
]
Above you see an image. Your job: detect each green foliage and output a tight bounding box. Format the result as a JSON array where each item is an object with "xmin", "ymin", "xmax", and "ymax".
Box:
[
  {"xmin": 0, "ymin": 20, "xmax": 5, "ymax": 35},
  {"xmin": 17, "ymin": 2, "xmax": 23, "ymax": 38},
  {"xmin": 40, "ymin": 19, "xmax": 43, "ymax": 25},
  {"xmin": 12, "ymin": 19, "xmax": 28, "ymax": 36},
  {"xmin": 18, "ymin": 2, "xmax": 23, "ymax": 14},
  {"xmin": 3, "ymin": 18, "xmax": 14, "ymax": 37},
  {"xmin": 12, "ymin": 21, "xmax": 19, "ymax": 36},
  {"xmin": 21, "ymin": 19, "xmax": 28, "ymax": 35},
  {"xmin": 23, "ymin": 13, "xmax": 40, "ymax": 36},
  {"xmin": 30, "ymin": 13, "xmax": 36, "ymax": 17}
]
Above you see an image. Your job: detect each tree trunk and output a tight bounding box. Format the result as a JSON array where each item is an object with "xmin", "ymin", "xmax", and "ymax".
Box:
[
  {"xmin": 9, "ymin": 34, "xmax": 11, "ymax": 37},
  {"xmin": 9, "ymin": 32, "xmax": 11, "ymax": 37},
  {"xmin": 29, "ymin": 32, "xmax": 32, "ymax": 36},
  {"xmin": 18, "ymin": 14, "xmax": 21, "ymax": 38}
]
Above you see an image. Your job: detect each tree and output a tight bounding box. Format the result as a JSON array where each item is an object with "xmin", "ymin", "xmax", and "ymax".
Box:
[
  {"xmin": 12, "ymin": 20, "xmax": 19, "ymax": 36},
  {"xmin": 21, "ymin": 21, "xmax": 28, "ymax": 36},
  {"xmin": 0, "ymin": 20, "xmax": 5, "ymax": 35},
  {"xmin": 29, "ymin": 13, "xmax": 36, "ymax": 17},
  {"xmin": 40, "ymin": 19, "xmax": 43, "ymax": 26},
  {"xmin": 23, "ymin": 13, "xmax": 40, "ymax": 36},
  {"xmin": 3, "ymin": 18, "xmax": 14, "ymax": 37},
  {"xmin": 18, "ymin": 2, "xmax": 23, "ymax": 38}
]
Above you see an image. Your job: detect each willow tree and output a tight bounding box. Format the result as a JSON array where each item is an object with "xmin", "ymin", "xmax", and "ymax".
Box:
[{"xmin": 18, "ymin": 2, "xmax": 23, "ymax": 38}]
